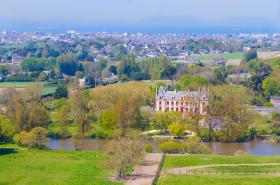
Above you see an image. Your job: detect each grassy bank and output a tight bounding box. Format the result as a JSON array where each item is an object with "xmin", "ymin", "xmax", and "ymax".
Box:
[
  {"xmin": 162, "ymin": 154, "xmax": 280, "ymax": 169},
  {"xmin": 158, "ymin": 174, "xmax": 280, "ymax": 185},
  {"xmin": 0, "ymin": 144, "xmax": 121, "ymax": 185},
  {"xmin": 158, "ymin": 154, "xmax": 280, "ymax": 185}
]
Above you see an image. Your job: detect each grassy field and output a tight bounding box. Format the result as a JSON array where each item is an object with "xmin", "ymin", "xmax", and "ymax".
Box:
[
  {"xmin": 211, "ymin": 84, "xmax": 254, "ymax": 104},
  {"xmin": 191, "ymin": 165, "xmax": 280, "ymax": 173},
  {"xmin": 162, "ymin": 155, "xmax": 280, "ymax": 169},
  {"xmin": 0, "ymin": 144, "xmax": 121, "ymax": 185},
  {"xmin": 0, "ymin": 82, "xmax": 40, "ymax": 88},
  {"xmin": 158, "ymin": 154, "xmax": 280, "ymax": 185},
  {"xmin": 158, "ymin": 174, "xmax": 280, "ymax": 185},
  {"xmin": 0, "ymin": 82, "xmax": 58, "ymax": 96},
  {"xmin": 189, "ymin": 52, "xmax": 244, "ymax": 61}
]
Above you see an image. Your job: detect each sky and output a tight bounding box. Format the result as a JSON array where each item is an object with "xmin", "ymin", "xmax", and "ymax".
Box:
[{"xmin": 1, "ymin": 0, "xmax": 280, "ymax": 33}]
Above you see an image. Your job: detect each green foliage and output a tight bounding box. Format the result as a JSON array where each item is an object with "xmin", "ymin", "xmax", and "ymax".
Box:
[
  {"xmin": 179, "ymin": 75, "xmax": 208, "ymax": 90},
  {"xmin": 168, "ymin": 123, "xmax": 185, "ymax": 138},
  {"xmin": 0, "ymin": 65, "xmax": 9, "ymax": 76},
  {"xmin": 246, "ymin": 61, "xmax": 272, "ymax": 94},
  {"xmin": 151, "ymin": 112, "xmax": 181, "ymax": 131},
  {"xmin": 182, "ymin": 136, "xmax": 211, "ymax": 154},
  {"xmin": 161, "ymin": 65, "xmax": 177, "ymax": 81},
  {"xmin": 243, "ymin": 49, "xmax": 258, "ymax": 62},
  {"xmin": 6, "ymin": 87, "xmax": 50, "ymax": 132},
  {"xmin": 264, "ymin": 102, "xmax": 273, "ymax": 107},
  {"xmin": 262, "ymin": 77, "xmax": 280, "ymax": 99},
  {"xmin": 159, "ymin": 141, "xmax": 182, "ymax": 154},
  {"xmin": 145, "ymin": 144, "xmax": 153, "ymax": 153},
  {"xmin": 56, "ymin": 53, "xmax": 80, "ymax": 76},
  {"xmin": 13, "ymin": 127, "xmax": 48, "ymax": 149},
  {"xmin": 21, "ymin": 58, "xmax": 55, "ymax": 72},
  {"xmin": 0, "ymin": 114, "xmax": 16, "ymax": 141},
  {"xmin": 98, "ymin": 57, "xmax": 108, "ymax": 71},
  {"xmin": 101, "ymin": 109, "xmax": 116, "ymax": 130},
  {"xmin": 54, "ymin": 85, "xmax": 68, "ymax": 99},
  {"xmin": 159, "ymin": 137, "xmax": 210, "ymax": 154}
]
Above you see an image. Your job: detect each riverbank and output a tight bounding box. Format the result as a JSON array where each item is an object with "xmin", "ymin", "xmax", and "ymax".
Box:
[{"xmin": 48, "ymin": 137, "xmax": 280, "ymax": 156}]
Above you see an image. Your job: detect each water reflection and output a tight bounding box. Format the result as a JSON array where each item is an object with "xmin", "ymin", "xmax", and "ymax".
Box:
[{"xmin": 48, "ymin": 138, "xmax": 280, "ymax": 156}]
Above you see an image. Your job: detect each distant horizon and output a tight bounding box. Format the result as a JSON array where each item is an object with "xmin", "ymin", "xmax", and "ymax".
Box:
[
  {"xmin": 1, "ymin": 23, "xmax": 280, "ymax": 35},
  {"xmin": 1, "ymin": 0, "xmax": 280, "ymax": 34}
]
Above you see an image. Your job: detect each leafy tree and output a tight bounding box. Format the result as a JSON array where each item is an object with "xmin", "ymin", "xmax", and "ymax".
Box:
[
  {"xmin": 214, "ymin": 67, "xmax": 226, "ymax": 83},
  {"xmin": 57, "ymin": 105, "xmax": 69, "ymax": 138},
  {"xmin": 13, "ymin": 127, "xmax": 48, "ymax": 149},
  {"xmin": 85, "ymin": 74, "xmax": 95, "ymax": 88},
  {"xmin": 109, "ymin": 65, "xmax": 118, "ymax": 75},
  {"xmin": 56, "ymin": 53, "xmax": 80, "ymax": 76},
  {"xmin": 5, "ymin": 87, "xmax": 49, "ymax": 132},
  {"xmin": 70, "ymin": 88, "xmax": 92, "ymax": 137},
  {"xmin": 98, "ymin": 58, "xmax": 108, "ymax": 71},
  {"xmin": 54, "ymin": 85, "xmax": 68, "ymax": 99},
  {"xmin": 151, "ymin": 112, "xmax": 181, "ymax": 131},
  {"xmin": 21, "ymin": 58, "xmax": 55, "ymax": 72},
  {"xmin": 168, "ymin": 123, "xmax": 185, "ymax": 138},
  {"xmin": 104, "ymin": 136, "xmax": 144, "ymax": 179},
  {"xmin": 118, "ymin": 56, "xmax": 141, "ymax": 80},
  {"xmin": 246, "ymin": 62, "xmax": 272, "ymax": 94},
  {"xmin": 179, "ymin": 75, "xmax": 208, "ymax": 90},
  {"xmin": 0, "ymin": 65, "xmax": 9, "ymax": 76},
  {"xmin": 183, "ymin": 136, "xmax": 210, "ymax": 154},
  {"xmin": 243, "ymin": 49, "xmax": 258, "ymax": 63},
  {"xmin": 161, "ymin": 65, "xmax": 177, "ymax": 86},
  {"xmin": 0, "ymin": 115, "xmax": 16, "ymax": 141},
  {"xmin": 262, "ymin": 77, "xmax": 280, "ymax": 99}
]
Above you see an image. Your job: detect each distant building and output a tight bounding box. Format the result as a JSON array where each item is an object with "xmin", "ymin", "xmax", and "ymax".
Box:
[
  {"xmin": 155, "ymin": 86, "xmax": 208, "ymax": 116},
  {"xmin": 78, "ymin": 78, "xmax": 86, "ymax": 88},
  {"xmin": 270, "ymin": 96, "xmax": 280, "ymax": 107},
  {"xmin": 12, "ymin": 56, "xmax": 24, "ymax": 64}
]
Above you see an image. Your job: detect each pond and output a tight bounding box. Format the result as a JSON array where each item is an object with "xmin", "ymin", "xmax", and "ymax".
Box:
[{"xmin": 48, "ymin": 138, "xmax": 280, "ymax": 156}]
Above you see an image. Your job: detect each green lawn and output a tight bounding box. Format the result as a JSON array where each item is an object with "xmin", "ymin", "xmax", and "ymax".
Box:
[
  {"xmin": 157, "ymin": 174, "xmax": 280, "ymax": 185},
  {"xmin": 0, "ymin": 144, "xmax": 121, "ymax": 185},
  {"xmin": 0, "ymin": 82, "xmax": 41, "ymax": 88},
  {"xmin": 163, "ymin": 155, "xmax": 280, "ymax": 169},
  {"xmin": 189, "ymin": 52, "xmax": 244, "ymax": 61},
  {"xmin": 0, "ymin": 82, "xmax": 58, "ymax": 96},
  {"xmin": 191, "ymin": 165, "xmax": 280, "ymax": 173}
]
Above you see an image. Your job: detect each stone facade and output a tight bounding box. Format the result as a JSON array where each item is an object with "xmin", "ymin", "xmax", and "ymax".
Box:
[{"xmin": 155, "ymin": 86, "xmax": 208, "ymax": 116}]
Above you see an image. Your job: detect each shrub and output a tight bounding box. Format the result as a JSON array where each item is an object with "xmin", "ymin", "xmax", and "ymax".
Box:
[
  {"xmin": 145, "ymin": 144, "xmax": 153, "ymax": 153},
  {"xmin": 183, "ymin": 136, "xmax": 211, "ymax": 154},
  {"xmin": 159, "ymin": 141, "xmax": 182, "ymax": 154},
  {"xmin": 13, "ymin": 127, "xmax": 48, "ymax": 149},
  {"xmin": 168, "ymin": 123, "xmax": 185, "ymax": 138},
  {"xmin": 264, "ymin": 102, "xmax": 273, "ymax": 107},
  {"xmin": 54, "ymin": 85, "xmax": 68, "ymax": 99}
]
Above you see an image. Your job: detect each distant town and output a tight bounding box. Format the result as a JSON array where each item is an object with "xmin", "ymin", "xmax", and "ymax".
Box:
[{"xmin": 1, "ymin": 30, "xmax": 280, "ymax": 64}]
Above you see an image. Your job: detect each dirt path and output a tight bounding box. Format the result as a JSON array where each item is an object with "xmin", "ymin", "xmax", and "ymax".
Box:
[
  {"xmin": 163, "ymin": 163, "xmax": 280, "ymax": 174},
  {"xmin": 124, "ymin": 153, "xmax": 163, "ymax": 185}
]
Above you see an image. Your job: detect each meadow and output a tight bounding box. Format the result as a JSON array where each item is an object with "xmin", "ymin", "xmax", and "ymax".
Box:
[
  {"xmin": 157, "ymin": 154, "xmax": 280, "ymax": 185},
  {"xmin": 0, "ymin": 82, "xmax": 58, "ymax": 96},
  {"xmin": 157, "ymin": 155, "xmax": 280, "ymax": 185},
  {"xmin": 157, "ymin": 174, "xmax": 280, "ymax": 185},
  {"xmin": 0, "ymin": 144, "xmax": 121, "ymax": 185}
]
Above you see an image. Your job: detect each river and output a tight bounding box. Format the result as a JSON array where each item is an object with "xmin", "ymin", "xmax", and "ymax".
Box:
[{"xmin": 48, "ymin": 138, "xmax": 280, "ymax": 156}]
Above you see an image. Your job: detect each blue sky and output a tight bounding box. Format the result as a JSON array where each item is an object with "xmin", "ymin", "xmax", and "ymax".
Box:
[{"xmin": 1, "ymin": 0, "xmax": 280, "ymax": 33}]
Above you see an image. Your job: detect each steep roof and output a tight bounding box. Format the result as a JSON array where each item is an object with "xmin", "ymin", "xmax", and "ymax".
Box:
[{"xmin": 156, "ymin": 86, "xmax": 208, "ymax": 101}]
